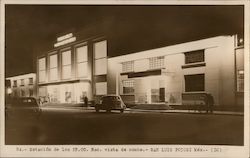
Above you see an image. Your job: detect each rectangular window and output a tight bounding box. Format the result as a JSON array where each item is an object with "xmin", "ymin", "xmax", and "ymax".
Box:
[
  {"xmin": 237, "ymin": 70, "xmax": 244, "ymax": 92},
  {"xmin": 49, "ymin": 54, "xmax": 58, "ymax": 81},
  {"xmin": 185, "ymin": 50, "xmax": 204, "ymax": 64},
  {"xmin": 123, "ymin": 80, "xmax": 135, "ymax": 94},
  {"xmin": 95, "ymin": 58, "xmax": 107, "ymax": 75},
  {"xmin": 29, "ymin": 89, "xmax": 33, "ymax": 96},
  {"xmin": 29, "ymin": 78, "xmax": 33, "ymax": 85},
  {"xmin": 21, "ymin": 89, "xmax": 25, "ymax": 96},
  {"xmin": 38, "ymin": 58, "xmax": 46, "ymax": 82},
  {"xmin": 94, "ymin": 40, "xmax": 107, "ymax": 75},
  {"xmin": 184, "ymin": 74, "xmax": 205, "ymax": 92},
  {"xmin": 13, "ymin": 80, "xmax": 17, "ymax": 87},
  {"xmin": 149, "ymin": 56, "xmax": 164, "ymax": 69},
  {"xmin": 62, "ymin": 50, "xmax": 71, "ymax": 79},
  {"xmin": 20, "ymin": 79, "xmax": 24, "ymax": 86},
  {"xmin": 122, "ymin": 61, "xmax": 134, "ymax": 72},
  {"xmin": 76, "ymin": 45, "xmax": 88, "ymax": 78}
]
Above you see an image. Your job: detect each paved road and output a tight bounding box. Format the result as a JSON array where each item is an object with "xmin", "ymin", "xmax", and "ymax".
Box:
[{"xmin": 5, "ymin": 108, "xmax": 244, "ymax": 145}]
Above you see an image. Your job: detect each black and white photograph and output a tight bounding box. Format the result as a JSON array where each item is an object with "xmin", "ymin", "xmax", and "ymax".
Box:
[{"xmin": 1, "ymin": 0, "xmax": 249, "ymax": 157}]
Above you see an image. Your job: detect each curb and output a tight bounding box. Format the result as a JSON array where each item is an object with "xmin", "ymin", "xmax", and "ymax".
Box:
[
  {"xmin": 126, "ymin": 108, "xmax": 243, "ymax": 116},
  {"xmin": 41, "ymin": 106, "xmax": 243, "ymax": 116}
]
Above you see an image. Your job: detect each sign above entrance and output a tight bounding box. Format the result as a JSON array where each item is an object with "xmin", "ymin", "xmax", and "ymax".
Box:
[
  {"xmin": 57, "ymin": 33, "xmax": 73, "ymax": 42},
  {"xmin": 54, "ymin": 33, "xmax": 76, "ymax": 48}
]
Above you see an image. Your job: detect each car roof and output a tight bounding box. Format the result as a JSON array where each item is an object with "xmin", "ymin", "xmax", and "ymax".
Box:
[
  {"xmin": 103, "ymin": 95, "xmax": 119, "ymax": 97},
  {"xmin": 19, "ymin": 97, "xmax": 36, "ymax": 99}
]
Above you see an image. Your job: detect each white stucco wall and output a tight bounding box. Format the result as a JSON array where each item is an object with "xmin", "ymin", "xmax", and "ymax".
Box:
[{"xmin": 108, "ymin": 35, "xmax": 237, "ymax": 106}]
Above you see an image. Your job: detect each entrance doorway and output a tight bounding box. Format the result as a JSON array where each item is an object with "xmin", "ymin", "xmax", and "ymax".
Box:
[{"xmin": 159, "ymin": 88, "xmax": 165, "ymax": 102}]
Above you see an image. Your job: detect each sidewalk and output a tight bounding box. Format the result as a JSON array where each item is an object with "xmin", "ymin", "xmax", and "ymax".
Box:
[{"xmin": 40, "ymin": 103, "xmax": 244, "ymax": 116}]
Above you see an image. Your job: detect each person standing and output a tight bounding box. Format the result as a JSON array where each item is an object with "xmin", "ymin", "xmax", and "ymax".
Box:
[
  {"xmin": 84, "ymin": 96, "xmax": 88, "ymax": 107},
  {"xmin": 208, "ymin": 94, "xmax": 214, "ymax": 113}
]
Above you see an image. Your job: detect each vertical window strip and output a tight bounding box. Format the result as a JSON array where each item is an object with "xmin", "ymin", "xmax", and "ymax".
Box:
[
  {"xmin": 49, "ymin": 54, "xmax": 58, "ymax": 81},
  {"xmin": 76, "ymin": 45, "xmax": 88, "ymax": 78},
  {"xmin": 94, "ymin": 40, "xmax": 107, "ymax": 75},
  {"xmin": 237, "ymin": 70, "xmax": 244, "ymax": 92},
  {"xmin": 62, "ymin": 50, "xmax": 72, "ymax": 79},
  {"xmin": 39, "ymin": 58, "xmax": 46, "ymax": 82}
]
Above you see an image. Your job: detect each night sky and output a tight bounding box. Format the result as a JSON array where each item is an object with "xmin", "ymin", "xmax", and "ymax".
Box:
[{"xmin": 5, "ymin": 5, "xmax": 244, "ymax": 77}]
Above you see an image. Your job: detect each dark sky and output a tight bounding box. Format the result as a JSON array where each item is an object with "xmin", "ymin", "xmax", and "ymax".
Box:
[{"xmin": 5, "ymin": 5, "xmax": 244, "ymax": 77}]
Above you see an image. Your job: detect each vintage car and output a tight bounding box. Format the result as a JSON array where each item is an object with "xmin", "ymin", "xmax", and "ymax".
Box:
[
  {"xmin": 5, "ymin": 97, "xmax": 42, "ymax": 120},
  {"xmin": 95, "ymin": 95, "xmax": 126, "ymax": 113}
]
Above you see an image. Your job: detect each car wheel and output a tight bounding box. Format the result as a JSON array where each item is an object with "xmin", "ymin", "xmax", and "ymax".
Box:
[
  {"xmin": 95, "ymin": 106, "xmax": 99, "ymax": 113},
  {"xmin": 106, "ymin": 109, "xmax": 111, "ymax": 113}
]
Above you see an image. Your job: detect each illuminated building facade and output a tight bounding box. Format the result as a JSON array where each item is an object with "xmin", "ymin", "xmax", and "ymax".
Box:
[
  {"xmin": 36, "ymin": 34, "xmax": 244, "ymax": 107},
  {"xmin": 108, "ymin": 35, "xmax": 244, "ymax": 106},
  {"xmin": 37, "ymin": 33, "xmax": 107, "ymax": 103}
]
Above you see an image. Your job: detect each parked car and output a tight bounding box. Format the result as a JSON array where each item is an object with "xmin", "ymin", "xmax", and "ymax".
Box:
[
  {"xmin": 5, "ymin": 97, "xmax": 42, "ymax": 120},
  {"xmin": 95, "ymin": 95, "xmax": 126, "ymax": 113}
]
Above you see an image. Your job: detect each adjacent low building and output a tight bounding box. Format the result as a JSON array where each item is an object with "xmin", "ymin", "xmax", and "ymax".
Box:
[
  {"xmin": 36, "ymin": 34, "xmax": 244, "ymax": 107},
  {"xmin": 6, "ymin": 73, "xmax": 37, "ymax": 98}
]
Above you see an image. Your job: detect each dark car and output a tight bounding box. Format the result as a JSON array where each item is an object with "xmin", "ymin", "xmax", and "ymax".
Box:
[
  {"xmin": 95, "ymin": 95, "xmax": 126, "ymax": 113},
  {"xmin": 5, "ymin": 97, "xmax": 42, "ymax": 120}
]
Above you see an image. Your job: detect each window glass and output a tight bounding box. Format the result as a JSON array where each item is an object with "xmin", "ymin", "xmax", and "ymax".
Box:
[
  {"xmin": 62, "ymin": 66, "xmax": 71, "ymax": 79},
  {"xmin": 94, "ymin": 40, "xmax": 107, "ymax": 75},
  {"xmin": 184, "ymin": 74, "xmax": 205, "ymax": 92},
  {"xmin": 50, "ymin": 68, "xmax": 58, "ymax": 81},
  {"xmin": 94, "ymin": 40, "xmax": 107, "ymax": 59},
  {"xmin": 76, "ymin": 45, "xmax": 88, "ymax": 78},
  {"xmin": 78, "ymin": 62, "xmax": 88, "ymax": 77},
  {"xmin": 149, "ymin": 56, "xmax": 164, "ymax": 69},
  {"xmin": 237, "ymin": 70, "xmax": 244, "ymax": 92},
  {"xmin": 39, "ymin": 58, "xmax": 46, "ymax": 82},
  {"xmin": 21, "ymin": 79, "xmax": 24, "ymax": 86},
  {"xmin": 76, "ymin": 46, "xmax": 88, "ymax": 62},
  {"xmin": 62, "ymin": 50, "xmax": 71, "ymax": 65},
  {"xmin": 39, "ymin": 71, "xmax": 46, "ymax": 83},
  {"xmin": 185, "ymin": 50, "xmax": 204, "ymax": 64},
  {"xmin": 29, "ymin": 78, "xmax": 33, "ymax": 84},
  {"xmin": 62, "ymin": 50, "xmax": 71, "ymax": 79},
  {"xmin": 29, "ymin": 89, "xmax": 33, "ymax": 96},
  {"xmin": 21, "ymin": 89, "xmax": 25, "ymax": 96},
  {"xmin": 39, "ymin": 58, "xmax": 46, "ymax": 70},
  {"xmin": 122, "ymin": 61, "xmax": 134, "ymax": 72},
  {"xmin": 13, "ymin": 80, "xmax": 17, "ymax": 87},
  {"xmin": 50, "ymin": 54, "xmax": 58, "ymax": 68},
  {"xmin": 123, "ymin": 80, "xmax": 135, "ymax": 94},
  {"xmin": 95, "ymin": 58, "xmax": 107, "ymax": 75},
  {"xmin": 49, "ymin": 54, "xmax": 58, "ymax": 81}
]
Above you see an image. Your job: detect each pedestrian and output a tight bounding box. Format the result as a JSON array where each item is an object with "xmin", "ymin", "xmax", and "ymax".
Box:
[
  {"xmin": 205, "ymin": 94, "xmax": 209, "ymax": 113},
  {"xmin": 84, "ymin": 96, "xmax": 88, "ymax": 107},
  {"xmin": 208, "ymin": 94, "xmax": 214, "ymax": 113}
]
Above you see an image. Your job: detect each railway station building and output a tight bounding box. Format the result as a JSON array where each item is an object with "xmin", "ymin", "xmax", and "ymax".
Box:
[{"xmin": 36, "ymin": 34, "xmax": 244, "ymax": 107}]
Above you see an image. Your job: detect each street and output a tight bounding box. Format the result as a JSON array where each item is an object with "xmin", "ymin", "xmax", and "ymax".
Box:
[{"xmin": 5, "ymin": 108, "xmax": 243, "ymax": 145}]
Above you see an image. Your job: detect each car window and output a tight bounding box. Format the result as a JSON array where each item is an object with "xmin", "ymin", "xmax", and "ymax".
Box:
[{"xmin": 102, "ymin": 96, "xmax": 120, "ymax": 101}]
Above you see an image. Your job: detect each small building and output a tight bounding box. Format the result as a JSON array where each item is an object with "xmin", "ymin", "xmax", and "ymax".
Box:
[
  {"xmin": 6, "ymin": 73, "xmax": 37, "ymax": 98},
  {"xmin": 108, "ymin": 35, "xmax": 244, "ymax": 107}
]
